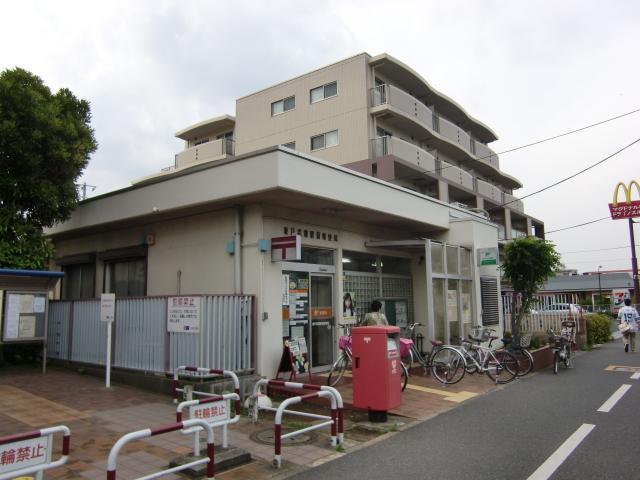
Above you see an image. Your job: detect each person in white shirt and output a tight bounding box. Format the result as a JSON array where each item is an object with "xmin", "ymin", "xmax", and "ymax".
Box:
[{"xmin": 618, "ymin": 298, "xmax": 639, "ymax": 353}]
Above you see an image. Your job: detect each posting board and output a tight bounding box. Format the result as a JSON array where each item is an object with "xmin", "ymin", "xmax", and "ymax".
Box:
[{"xmin": 1, "ymin": 291, "xmax": 48, "ymax": 342}]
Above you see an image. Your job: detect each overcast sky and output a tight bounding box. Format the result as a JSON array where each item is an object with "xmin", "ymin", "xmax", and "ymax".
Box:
[{"xmin": 2, "ymin": 0, "xmax": 639, "ymax": 274}]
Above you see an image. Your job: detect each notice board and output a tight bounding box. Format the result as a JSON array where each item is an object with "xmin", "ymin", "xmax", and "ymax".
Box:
[{"xmin": 1, "ymin": 291, "xmax": 47, "ymax": 342}]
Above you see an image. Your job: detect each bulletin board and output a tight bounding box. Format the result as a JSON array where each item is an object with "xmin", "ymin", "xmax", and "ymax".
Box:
[{"xmin": 1, "ymin": 291, "xmax": 48, "ymax": 342}]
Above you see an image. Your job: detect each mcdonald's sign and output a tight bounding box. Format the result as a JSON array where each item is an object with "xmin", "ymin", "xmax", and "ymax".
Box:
[{"xmin": 608, "ymin": 180, "xmax": 640, "ymax": 220}]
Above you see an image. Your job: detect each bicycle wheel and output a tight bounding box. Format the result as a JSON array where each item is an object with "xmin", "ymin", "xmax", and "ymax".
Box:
[
  {"xmin": 463, "ymin": 348, "xmax": 479, "ymax": 374},
  {"xmin": 431, "ymin": 347, "xmax": 466, "ymax": 385},
  {"xmin": 510, "ymin": 348, "xmax": 533, "ymax": 376},
  {"xmin": 553, "ymin": 351, "xmax": 559, "ymax": 374},
  {"xmin": 563, "ymin": 344, "xmax": 572, "ymax": 368},
  {"xmin": 401, "ymin": 362, "xmax": 409, "ymax": 391},
  {"xmin": 327, "ymin": 353, "xmax": 349, "ymax": 387},
  {"xmin": 486, "ymin": 350, "xmax": 518, "ymax": 384}
]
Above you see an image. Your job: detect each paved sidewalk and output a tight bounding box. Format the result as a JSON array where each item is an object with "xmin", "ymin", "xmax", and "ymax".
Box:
[{"xmin": 0, "ymin": 364, "xmax": 504, "ymax": 479}]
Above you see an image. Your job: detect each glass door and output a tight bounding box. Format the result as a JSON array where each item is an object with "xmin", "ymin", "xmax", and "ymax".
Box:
[{"xmin": 310, "ymin": 274, "xmax": 334, "ymax": 370}]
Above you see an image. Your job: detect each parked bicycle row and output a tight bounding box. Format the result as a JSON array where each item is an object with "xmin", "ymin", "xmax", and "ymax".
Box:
[{"xmin": 327, "ymin": 320, "xmax": 577, "ymax": 390}]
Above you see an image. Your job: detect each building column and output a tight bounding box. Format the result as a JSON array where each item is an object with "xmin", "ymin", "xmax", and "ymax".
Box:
[
  {"xmin": 476, "ymin": 196, "xmax": 484, "ymax": 210},
  {"xmin": 526, "ymin": 217, "xmax": 533, "ymax": 236},
  {"xmin": 438, "ymin": 180, "xmax": 449, "ymax": 203},
  {"xmin": 504, "ymin": 208, "xmax": 512, "ymax": 240}
]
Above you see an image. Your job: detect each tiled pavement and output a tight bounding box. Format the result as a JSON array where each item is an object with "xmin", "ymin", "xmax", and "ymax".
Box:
[{"xmin": 0, "ymin": 364, "xmax": 507, "ymax": 479}]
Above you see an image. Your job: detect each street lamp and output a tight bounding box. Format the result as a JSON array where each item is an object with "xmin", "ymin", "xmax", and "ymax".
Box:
[{"xmin": 597, "ymin": 265, "xmax": 603, "ymax": 311}]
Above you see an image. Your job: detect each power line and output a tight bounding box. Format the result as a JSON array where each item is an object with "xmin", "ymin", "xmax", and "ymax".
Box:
[
  {"xmin": 427, "ymin": 106, "xmax": 640, "ymax": 175},
  {"xmin": 490, "ymin": 136, "xmax": 640, "ymax": 211},
  {"xmin": 561, "ymin": 244, "xmax": 640, "ymax": 254},
  {"xmin": 546, "ymin": 216, "xmax": 611, "ymax": 234}
]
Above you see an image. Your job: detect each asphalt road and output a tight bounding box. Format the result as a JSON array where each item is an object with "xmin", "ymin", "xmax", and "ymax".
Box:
[{"xmin": 289, "ymin": 338, "xmax": 640, "ymax": 480}]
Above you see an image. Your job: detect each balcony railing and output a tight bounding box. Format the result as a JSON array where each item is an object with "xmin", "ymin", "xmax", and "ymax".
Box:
[
  {"xmin": 503, "ymin": 192, "xmax": 524, "ymax": 212},
  {"xmin": 476, "ymin": 179, "xmax": 503, "ymax": 203},
  {"xmin": 175, "ymin": 138, "xmax": 235, "ymax": 169},
  {"xmin": 370, "ymin": 83, "xmax": 500, "ymax": 170},
  {"xmin": 440, "ymin": 160, "xmax": 473, "ymax": 190},
  {"xmin": 371, "ymin": 136, "xmax": 436, "ymax": 172}
]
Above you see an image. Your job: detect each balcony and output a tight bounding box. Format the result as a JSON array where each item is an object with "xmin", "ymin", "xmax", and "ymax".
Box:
[
  {"xmin": 175, "ymin": 138, "xmax": 235, "ymax": 169},
  {"xmin": 370, "ymin": 84, "xmax": 519, "ymax": 189},
  {"xmin": 371, "ymin": 136, "xmax": 436, "ymax": 172},
  {"xmin": 440, "ymin": 160, "xmax": 473, "ymax": 190},
  {"xmin": 477, "ymin": 179, "xmax": 502, "ymax": 203},
  {"xmin": 503, "ymin": 192, "xmax": 524, "ymax": 212}
]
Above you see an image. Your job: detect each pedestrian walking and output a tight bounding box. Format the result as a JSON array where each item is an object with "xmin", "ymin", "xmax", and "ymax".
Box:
[
  {"xmin": 618, "ymin": 298, "xmax": 639, "ymax": 353},
  {"xmin": 361, "ymin": 300, "xmax": 389, "ymax": 326}
]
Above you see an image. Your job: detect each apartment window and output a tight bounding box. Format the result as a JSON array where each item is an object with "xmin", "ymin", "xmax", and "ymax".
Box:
[
  {"xmin": 310, "ymin": 130, "xmax": 338, "ymax": 151},
  {"xmin": 108, "ymin": 258, "xmax": 146, "ymax": 297},
  {"xmin": 216, "ymin": 132, "xmax": 234, "ymax": 140},
  {"xmin": 61, "ymin": 263, "xmax": 95, "ymax": 299},
  {"xmin": 282, "ymin": 141, "xmax": 296, "ymax": 149},
  {"xmin": 193, "ymin": 138, "xmax": 209, "ymax": 146},
  {"xmin": 310, "ymin": 81, "xmax": 337, "ymax": 103},
  {"xmin": 271, "ymin": 96, "xmax": 295, "ymax": 116}
]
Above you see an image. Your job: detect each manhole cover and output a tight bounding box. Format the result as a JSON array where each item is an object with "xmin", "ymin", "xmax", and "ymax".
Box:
[{"xmin": 250, "ymin": 427, "xmax": 317, "ymax": 446}]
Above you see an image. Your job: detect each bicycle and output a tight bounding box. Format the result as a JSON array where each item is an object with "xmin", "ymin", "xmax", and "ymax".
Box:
[
  {"xmin": 400, "ymin": 322, "xmax": 466, "ymax": 385},
  {"xmin": 548, "ymin": 320, "xmax": 576, "ymax": 374},
  {"xmin": 327, "ymin": 323, "xmax": 409, "ymax": 391},
  {"xmin": 457, "ymin": 327, "xmax": 519, "ymax": 384},
  {"xmin": 501, "ymin": 333, "xmax": 534, "ymax": 376}
]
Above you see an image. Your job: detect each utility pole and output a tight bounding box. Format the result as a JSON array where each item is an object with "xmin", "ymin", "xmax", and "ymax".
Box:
[
  {"xmin": 597, "ymin": 265, "xmax": 602, "ymax": 310},
  {"xmin": 630, "ymin": 218, "xmax": 640, "ymax": 304}
]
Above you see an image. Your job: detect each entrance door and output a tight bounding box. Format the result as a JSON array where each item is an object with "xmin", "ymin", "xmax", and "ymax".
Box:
[{"xmin": 310, "ymin": 274, "xmax": 334, "ymax": 369}]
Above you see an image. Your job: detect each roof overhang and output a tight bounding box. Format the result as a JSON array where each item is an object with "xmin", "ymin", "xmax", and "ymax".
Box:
[
  {"xmin": 0, "ymin": 269, "xmax": 64, "ymax": 291},
  {"xmin": 175, "ymin": 115, "xmax": 236, "ymax": 140},
  {"xmin": 47, "ymin": 147, "xmax": 492, "ymax": 240}
]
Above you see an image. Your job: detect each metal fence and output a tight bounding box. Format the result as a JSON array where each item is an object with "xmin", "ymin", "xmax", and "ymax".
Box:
[
  {"xmin": 502, "ymin": 293, "xmax": 583, "ymax": 334},
  {"xmin": 47, "ymin": 295, "xmax": 254, "ymax": 373}
]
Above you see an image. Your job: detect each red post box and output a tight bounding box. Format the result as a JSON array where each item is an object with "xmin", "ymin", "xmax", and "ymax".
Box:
[{"xmin": 351, "ymin": 325, "xmax": 402, "ymax": 418}]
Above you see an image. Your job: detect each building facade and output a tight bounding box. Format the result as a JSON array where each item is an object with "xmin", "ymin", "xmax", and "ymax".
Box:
[{"xmin": 49, "ymin": 53, "xmax": 543, "ymax": 376}]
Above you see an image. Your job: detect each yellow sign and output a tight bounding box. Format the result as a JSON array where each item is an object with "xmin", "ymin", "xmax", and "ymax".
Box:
[
  {"xmin": 612, "ymin": 180, "xmax": 640, "ymax": 207},
  {"xmin": 609, "ymin": 180, "xmax": 640, "ymax": 220}
]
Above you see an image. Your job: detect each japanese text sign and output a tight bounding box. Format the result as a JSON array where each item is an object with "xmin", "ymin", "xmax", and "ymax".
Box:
[
  {"xmin": 189, "ymin": 400, "xmax": 230, "ymax": 424},
  {"xmin": 167, "ymin": 296, "xmax": 201, "ymax": 333},
  {"xmin": 100, "ymin": 293, "xmax": 116, "ymax": 322},
  {"xmin": 609, "ymin": 180, "xmax": 640, "ymax": 220},
  {"xmin": 0, "ymin": 436, "xmax": 49, "ymax": 475}
]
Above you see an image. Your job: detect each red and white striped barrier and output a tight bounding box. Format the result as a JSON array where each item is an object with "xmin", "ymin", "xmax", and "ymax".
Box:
[
  {"xmin": 176, "ymin": 392, "xmax": 240, "ymax": 454},
  {"xmin": 106, "ymin": 419, "xmax": 215, "ymax": 480},
  {"xmin": 273, "ymin": 391, "xmax": 336, "ymax": 468},
  {"xmin": 251, "ymin": 379, "xmax": 345, "ymax": 445},
  {"xmin": 0, "ymin": 425, "xmax": 70, "ymax": 480},
  {"xmin": 173, "ymin": 366, "xmax": 241, "ymax": 416}
]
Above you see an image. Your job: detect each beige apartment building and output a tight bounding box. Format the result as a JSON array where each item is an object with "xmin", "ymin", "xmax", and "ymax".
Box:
[{"xmin": 48, "ymin": 53, "xmax": 543, "ymax": 377}]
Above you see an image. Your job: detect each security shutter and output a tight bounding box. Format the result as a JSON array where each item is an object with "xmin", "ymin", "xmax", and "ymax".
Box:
[{"xmin": 480, "ymin": 277, "xmax": 499, "ymax": 326}]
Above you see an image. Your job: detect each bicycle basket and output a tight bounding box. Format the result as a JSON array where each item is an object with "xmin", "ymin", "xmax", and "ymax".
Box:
[
  {"xmin": 548, "ymin": 335, "xmax": 563, "ymax": 348},
  {"xmin": 470, "ymin": 326, "xmax": 492, "ymax": 342},
  {"xmin": 338, "ymin": 335, "xmax": 352, "ymax": 350},
  {"xmin": 518, "ymin": 333, "xmax": 532, "ymax": 348},
  {"xmin": 399, "ymin": 338, "xmax": 413, "ymax": 358}
]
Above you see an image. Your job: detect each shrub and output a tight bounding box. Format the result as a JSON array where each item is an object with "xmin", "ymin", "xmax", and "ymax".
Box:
[
  {"xmin": 529, "ymin": 336, "xmax": 541, "ymax": 350},
  {"xmin": 585, "ymin": 313, "xmax": 611, "ymax": 345}
]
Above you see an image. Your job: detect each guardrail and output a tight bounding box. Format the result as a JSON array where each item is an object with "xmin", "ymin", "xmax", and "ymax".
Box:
[
  {"xmin": 176, "ymin": 393, "xmax": 240, "ymax": 454},
  {"xmin": 0, "ymin": 425, "xmax": 70, "ymax": 480},
  {"xmin": 106, "ymin": 419, "xmax": 215, "ymax": 480},
  {"xmin": 250, "ymin": 379, "xmax": 344, "ymax": 468},
  {"xmin": 173, "ymin": 366, "xmax": 241, "ymax": 416}
]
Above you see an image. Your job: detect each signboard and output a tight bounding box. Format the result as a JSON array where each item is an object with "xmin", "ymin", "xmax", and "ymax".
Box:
[
  {"xmin": 608, "ymin": 180, "xmax": 640, "ymax": 220},
  {"xmin": 271, "ymin": 235, "xmax": 302, "ymax": 261},
  {"xmin": 190, "ymin": 399, "xmax": 230, "ymax": 423},
  {"xmin": 100, "ymin": 293, "xmax": 116, "ymax": 322},
  {"xmin": 2, "ymin": 292, "xmax": 47, "ymax": 341},
  {"xmin": 477, "ymin": 247, "xmax": 499, "ymax": 266},
  {"xmin": 0, "ymin": 435, "xmax": 49, "ymax": 476},
  {"xmin": 167, "ymin": 296, "xmax": 201, "ymax": 333}
]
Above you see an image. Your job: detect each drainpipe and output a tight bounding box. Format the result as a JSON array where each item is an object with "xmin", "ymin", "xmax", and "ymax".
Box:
[{"xmin": 234, "ymin": 206, "xmax": 243, "ymax": 294}]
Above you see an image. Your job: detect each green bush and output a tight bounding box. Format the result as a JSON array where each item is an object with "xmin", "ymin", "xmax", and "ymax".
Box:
[
  {"xmin": 585, "ymin": 313, "xmax": 612, "ymax": 345},
  {"xmin": 529, "ymin": 336, "xmax": 541, "ymax": 350}
]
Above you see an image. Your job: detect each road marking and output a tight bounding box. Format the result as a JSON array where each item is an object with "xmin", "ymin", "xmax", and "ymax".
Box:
[
  {"xmin": 526, "ymin": 423, "xmax": 595, "ymax": 480},
  {"xmin": 631, "ymin": 372, "xmax": 640, "ymax": 380},
  {"xmin": 597, "ymin": 384, "xmax": 632, "ymax": 412},
  {"xmin": 605, "ymin": 365, "xmax": 640, "ymax": 373}
]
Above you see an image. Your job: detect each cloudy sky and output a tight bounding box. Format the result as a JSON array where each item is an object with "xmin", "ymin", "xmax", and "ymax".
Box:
[{"xmin": 2, "ymin": 0, "xmax": 639, "ymax": 273}]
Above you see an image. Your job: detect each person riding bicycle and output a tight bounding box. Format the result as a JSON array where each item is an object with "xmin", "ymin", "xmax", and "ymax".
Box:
[{"xmin": 361, "ymin": 300, "xmax": 389, "ymax": 326}]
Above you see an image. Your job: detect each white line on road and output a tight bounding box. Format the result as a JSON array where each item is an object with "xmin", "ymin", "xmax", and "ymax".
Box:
[
  {"xmin": 597, "ymin": 384, "xmax": 632, "ymax": 412},
  {"xmin": 526, "ymin": 424, "xmax": 596, "ymax": 480},
  {"xmin": 631, "ymin": 372, "xmax": 640, "ymax": 380}
]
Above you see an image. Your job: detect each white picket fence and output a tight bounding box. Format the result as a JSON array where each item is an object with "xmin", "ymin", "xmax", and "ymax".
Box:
[{"xmin": 502, "ymin": 293, "xmax": 583, "ymax": 335}]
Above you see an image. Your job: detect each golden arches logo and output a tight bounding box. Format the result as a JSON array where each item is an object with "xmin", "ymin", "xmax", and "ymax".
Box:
[{"xmin": 612, "ymin": 180, "xmax": 640, "ymax": 207}]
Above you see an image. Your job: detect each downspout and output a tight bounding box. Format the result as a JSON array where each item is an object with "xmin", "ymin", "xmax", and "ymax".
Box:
[{"xmin": 234, "ymin": 206, "xmax": 243, "ymax": 294}]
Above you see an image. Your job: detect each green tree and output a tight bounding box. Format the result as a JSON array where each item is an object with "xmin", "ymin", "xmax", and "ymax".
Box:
[
  {"xmin": 0, "ymin": 67, "xmax": 97, "ymax": 269},
  {"xmin": 501, "ymin": 236, "xmax": 562, "ymax": 336}
]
